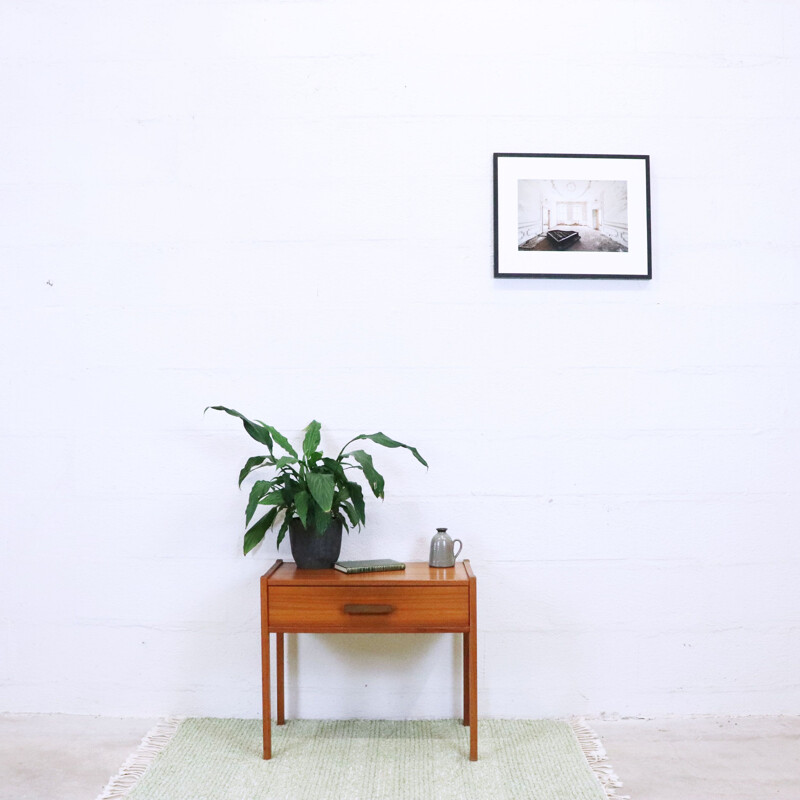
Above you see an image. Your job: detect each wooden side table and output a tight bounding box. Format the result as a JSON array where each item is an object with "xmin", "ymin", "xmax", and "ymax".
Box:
[{"xmin": 260, "ymin": 559, "xmax": 478, "ymax": 760}]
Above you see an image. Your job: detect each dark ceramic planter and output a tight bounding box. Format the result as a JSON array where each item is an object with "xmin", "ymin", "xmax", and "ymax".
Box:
[{"xmin": 288, "ymin": 519, "xmax": 343, "ymax": 569}]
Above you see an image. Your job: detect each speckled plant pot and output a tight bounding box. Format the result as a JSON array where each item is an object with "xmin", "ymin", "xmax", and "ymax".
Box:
[{"xmin": 288, "ymin": 519, "xmax": 343, "ymax": 569}]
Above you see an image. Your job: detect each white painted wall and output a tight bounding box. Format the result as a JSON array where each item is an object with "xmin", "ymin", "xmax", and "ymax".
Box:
[
  {"xmin": 2, "ymin": 0, "xmax": 799, "ymax": 720},
  {"xmin": 518, "ymin": 180, "xmax": 543, "ymax": 243}
]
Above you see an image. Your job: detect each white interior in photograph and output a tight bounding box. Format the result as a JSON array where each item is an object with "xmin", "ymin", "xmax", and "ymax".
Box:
[{"xmin": 518, "ymin": 180, "xmax": 628, "ymax": 251}]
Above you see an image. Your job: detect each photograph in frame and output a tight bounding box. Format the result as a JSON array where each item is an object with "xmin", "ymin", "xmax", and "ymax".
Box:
[{"xmin": 493, "ymin": 153, "xmax": 652, "ymax": 279}]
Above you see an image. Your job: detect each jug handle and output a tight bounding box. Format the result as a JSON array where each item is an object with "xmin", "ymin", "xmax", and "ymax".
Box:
[{"xmin": 452, "ymin": 539, "xmax": 463, "ymax": 559}]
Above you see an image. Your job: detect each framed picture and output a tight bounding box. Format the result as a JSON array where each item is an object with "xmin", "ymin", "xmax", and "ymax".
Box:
[{"xmin": 493, "ymin": 153, "xmax": 652, "ymax": 279}]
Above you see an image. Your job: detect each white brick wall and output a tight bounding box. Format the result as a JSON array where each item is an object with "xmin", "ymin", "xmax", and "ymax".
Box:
[{"xmin": 1, "ymin": 0, "xmax": 799, "ymax": 718}]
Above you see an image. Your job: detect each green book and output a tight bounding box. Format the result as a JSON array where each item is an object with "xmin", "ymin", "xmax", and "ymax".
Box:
[{"xmin": 334, "ymin": 559, "xmax": 406, "ymax": 574}]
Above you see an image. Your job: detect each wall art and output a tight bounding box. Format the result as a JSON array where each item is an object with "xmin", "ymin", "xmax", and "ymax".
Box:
[{"xmin": 493, "ymin": 153, "xmax": 651, "ymax": 279}]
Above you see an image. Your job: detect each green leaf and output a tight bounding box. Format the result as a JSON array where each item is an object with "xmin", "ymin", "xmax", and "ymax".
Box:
[
  {"xmin": 348, "ymin": 432, "xmax": 428, "ymax": 467},
  {"xmin": 333, "ymin": 486, "xmax": 347, "ymax": 506},
  {"xmin": 349, "ymin": 450, "xmax": 385, "ymax": 498},
  {"xmin": 258, "ymin": 491, "xmax": 285, "ymax": 507},
  {"xmin": 312, "ymin": 500, "xmax": 332, "ymax": 534},
  {"xmin": 276, "ymin": 513, "xmax": 291, "ymax": 548},
  {"xmin": 262, "ymin": 425, "xmax": 298, "ymax": 458},
  {"xmin": 346, "ymin": 480, "xmax": 365, "ymax": 524},
  {"xmin": 206, "ymin": 406, "xmax": 273, "ymax": 451},
  {"xmin": 306, "ymin": 471, "xmax": 335, "ymax": 512},
  {"xmin": 302, "ymin": 420, "xmax": 322, "ymax": 460},
  {"xmin": 273, "ymin": 455, "xmax": 298, "ymax": 470},
  {"xmin": 294, "ymin": 490, "xmax": 311, "ymax": 528},
  {"xmin": 321, "ymin": 457, "xmax": 347, "ymax": 484},
  {"xmin": 238, "ymin": 455, "xmax": 270, "ymax": 487},
  {"xmin": 341, "ymin": 500, "xmax": 359, "ymax": 528},
  {"xmin": 246, "ymin": 479, "xmax": 275, "ymax": 525},
  {"xmin": 243, "ymin": 507, "xmax": 279, "ymax": 555}
]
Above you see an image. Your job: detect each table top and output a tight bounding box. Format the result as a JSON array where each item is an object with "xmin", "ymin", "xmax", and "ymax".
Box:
[{"xmin": 264, "ymin": 560, "xmax": 472, "ymax": 587}]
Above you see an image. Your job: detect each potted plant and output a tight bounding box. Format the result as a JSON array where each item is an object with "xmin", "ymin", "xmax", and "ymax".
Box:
[{"xmin": 207, "ymin": 405, "xmax": 428, "ymax": 568}]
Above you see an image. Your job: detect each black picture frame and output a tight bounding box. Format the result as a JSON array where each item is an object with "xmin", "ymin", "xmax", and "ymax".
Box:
[{"xmin": 493, "ymin": 153, "xmax": 652, "ymax": 279}]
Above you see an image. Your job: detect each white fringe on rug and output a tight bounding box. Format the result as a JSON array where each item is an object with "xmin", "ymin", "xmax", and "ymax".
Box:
[
  {"xmin": 570, "ymin": 719, "xmax": 631, "ymax": 800},
  {"xmin": 95, "ymin": 717, "xmax": 183, "ymax": 800}
]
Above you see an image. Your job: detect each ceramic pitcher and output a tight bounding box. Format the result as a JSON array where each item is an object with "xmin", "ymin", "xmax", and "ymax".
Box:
[{"xmin": 428, "ymin": 527, "xmax": 462, "ymax": 568}]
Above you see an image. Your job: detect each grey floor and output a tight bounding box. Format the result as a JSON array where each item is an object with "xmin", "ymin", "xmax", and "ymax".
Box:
[
  {"xmin": 1, "ymin": 714, "xmax": 798, "ymax": 800},
  {"xmin": 519, "ymin": 225, "xmax": 628, "ymax": 252}
]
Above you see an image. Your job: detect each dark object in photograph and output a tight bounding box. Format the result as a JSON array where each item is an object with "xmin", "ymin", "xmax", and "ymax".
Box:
[
  {"xmin": 493, "ymin": 153, "xmax": 652, "ymax": 279},
  {"xmin": 546, "ymin": 229, "xmax": 581, "ymax": 250}
]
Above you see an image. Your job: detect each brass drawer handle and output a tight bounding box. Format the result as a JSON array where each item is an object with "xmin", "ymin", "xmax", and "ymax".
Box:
[{"xmin": 343, "ymin": 604, "xmax": 395, "ymax": 615}]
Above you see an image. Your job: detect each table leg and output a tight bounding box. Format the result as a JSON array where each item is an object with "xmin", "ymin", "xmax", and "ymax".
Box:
[
  {"xmin": 276, "ymin": 632, "xmax": 285, "ymax": 725},
  {"xmin": 468, "ymin": 621, "xmax": 478, "ymax": 760},
  {"xmin": 261, "ymin": 592, "xmax": 271, "ymax": 759},
  {"xmin": 467, "ymin": 574, "xmax": 478, "ymax": 762},
  {"xmin": 462, "ymin": 633, "xmax": 470, "ymax": 726}
]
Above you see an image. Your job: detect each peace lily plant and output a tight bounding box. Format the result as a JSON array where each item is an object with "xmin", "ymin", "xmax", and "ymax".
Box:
[{"xmin": 208, "ymin": 406, "xmax": 428, "ymax": 555}]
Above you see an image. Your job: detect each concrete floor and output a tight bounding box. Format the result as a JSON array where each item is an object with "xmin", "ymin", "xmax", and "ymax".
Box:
[
  {"xmin": 0, "ymin": 715, "xmax": 158, "ymax": 800},
  {"xmin": 592, "ymin": 716, "xmax": 800, "ymax": 799},
  {"xmin": 1, "ymin": 714, "xmax": 798, "ymax": 800}
]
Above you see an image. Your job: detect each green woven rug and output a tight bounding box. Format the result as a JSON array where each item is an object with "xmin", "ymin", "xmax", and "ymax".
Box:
[{"xmin": 98, "ymin": 718, "xmax": 626, "ymax": 800}]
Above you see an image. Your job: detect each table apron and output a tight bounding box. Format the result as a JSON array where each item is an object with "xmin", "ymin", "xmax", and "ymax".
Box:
[
  {"xmin": 268, "ymin": 585, "xmax": 469, "ymax": 632},
  {"xmin": 268, "ymin": 626, "xmax": 471, "ymax": 634}
]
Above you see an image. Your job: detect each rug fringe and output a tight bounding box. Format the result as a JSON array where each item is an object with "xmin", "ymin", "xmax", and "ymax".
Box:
[
  {"xmin": 570, "ymin": 719, "xmax": 631, "ymax": 800},
  {"xmin": 95, "ymin": 717, "xmax": 183, "ymax": 800}
]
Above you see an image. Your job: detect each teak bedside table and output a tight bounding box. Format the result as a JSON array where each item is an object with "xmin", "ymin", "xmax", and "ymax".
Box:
[{"xmin": 260, "ymin": 559, "xmax": 478, "ymax": 760}]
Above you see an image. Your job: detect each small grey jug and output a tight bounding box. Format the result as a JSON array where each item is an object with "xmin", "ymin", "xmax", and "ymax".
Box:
[{"xmin": 428, "ymin": 527, "xmax": 463, "ymax": 568}]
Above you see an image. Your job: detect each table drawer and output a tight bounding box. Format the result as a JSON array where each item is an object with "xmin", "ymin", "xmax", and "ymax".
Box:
[{"xmin": 268, "ymin": 585, "xmax": 469, "ymax": 631}]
